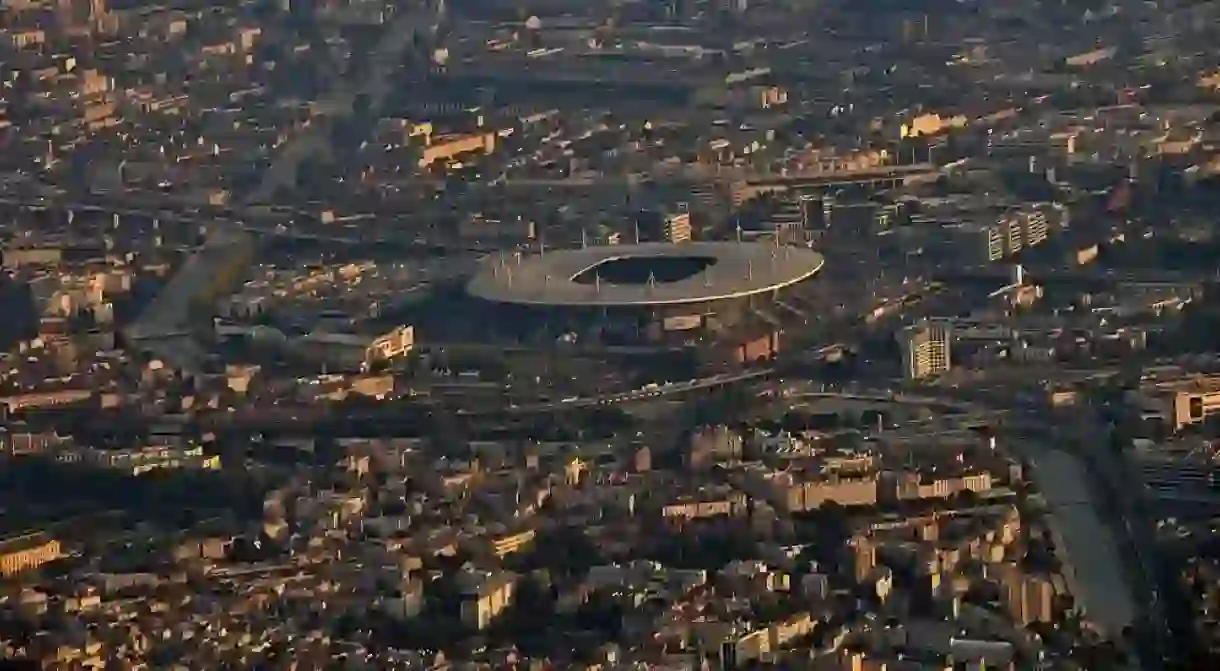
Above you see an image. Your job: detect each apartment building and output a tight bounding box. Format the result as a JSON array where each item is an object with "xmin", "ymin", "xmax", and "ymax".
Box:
[
  {"xmin": 891, "ymin": 471, "xmax": 994, "ymax": 501},
  {"xmin": 489, "ymin": 528, "xmax": 536, "ymax": 559},
  {"xmin": 899, "ymin": 320, "xmax": 952, "ymax": 380},
  {"xmin": 0, "ymin": 533, "xmax": 61, "ymax": 578},
  {"xmin": 459, "ymin": 569, "xmax": 518, "ymax": 631},
  {"xmin": 664, "ymin": 211, "xmax": 693, "ymax": 243},
  {"xmin": 1132, "ymin": 376, "xmax": 1220, "ymax": 431},
  {"xmin": 757, "ymin": 471, "xmax": 881, "ymax": 513}
]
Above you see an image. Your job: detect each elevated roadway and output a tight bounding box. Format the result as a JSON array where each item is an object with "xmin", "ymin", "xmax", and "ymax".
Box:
[
  {"xmin": 460, "ymin": 368, "xmax": 777, "ymax": 415},
  {"xmin": 938, "ymin": 264, "xmax": 1207, "ymax": 288},
  {"xmin": 451, "ymin": 376, "xmax": 984, "ymax": 417},
  {"xmin": 192, "ymin": 365, "xmax": 992, "ymax": 433},
  {"xmin": 785, "ymin": 389, "xmax": 975, "ymax": 411},
  {"xmin": 743, "ymin": 163, "xmax": 939, "ymax": 189}
]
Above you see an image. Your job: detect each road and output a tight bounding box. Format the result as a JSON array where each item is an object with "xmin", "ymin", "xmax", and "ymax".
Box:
[
  {"xmin": 453, "ymin": 374, "xmax": 990, "ymax": 417},
  {"xmin": 1007, "ymin": 410, "xmax": 1169, "ymax": 670},
  {"xmin": 1082, "ymin": 425, "xmax": 1177, "ymax": 669},
  {"xmin": 247, "ymin": 8, "xmax": 436, "ymax": 203},
  {"xmin": 460, "ymin": 368, "xmax": 778, "ymax": 415},
  {"xmin": 1026, "ymin": 449, "xmax": 1139, "ymax": 636},
  {"xmin": 778, "ymin": 381, "xmax": 980, "ymax": 411}
]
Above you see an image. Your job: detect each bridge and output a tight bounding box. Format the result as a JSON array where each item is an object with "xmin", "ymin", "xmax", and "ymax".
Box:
[
  {"xmin": 461, "ymin": 368, "xmax": 778, "ymax": 415},
  {"xmin": 441, "ymin": 370, "xmax": 986, "ymax": 418},
  {"xmin": 743, "ymin": 163, "xmax": 939, "ymax": 189},
  {"xmin": 782, "ymin": 389, "xmax": 978, "ymax": 412},
  {"xmin": 938, "ymin": 265, "xmax": 1207, "ymax": 287},
  {"xmin": 189, "ymin": 369, "xmax": 986, "ymax": 434},
  {"xmin": 433, "ymin": 162, "xmax": 941, "ymax": 192}
]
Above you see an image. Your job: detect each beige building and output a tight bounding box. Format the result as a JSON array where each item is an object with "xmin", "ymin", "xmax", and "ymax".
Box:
[
  {"xmin": 459, "ymin": 570, "xmax": 517, "ymax": 631},
  {"xmin": 2, "ymin": 247, "xmax": 63, "ymax": 268},
  {"xmin": 1133, "ymin": 376, "xmax": 1220, "ymax": 431},
  {"xmin": 490, "ymin": 529, "xmax": 536, "ymax": 559},
  {"xmin": 664, "ymin": 212, "xmax": 693, "ymax": 243},
  {"xmin": 899, "ymin": 112, "xmax": 968, "ymax": 139},
  {"xmin": 661, "ymin": 492, "xmax": 747, "ymax": 521},
  {"xmin": 293, "ymin": 325, "xmax": 413, "ymax": 372},
  {"xmin": 1000, "ymin": 564, "xmax": 1055, "ymax": 626},
  {"xmin": 849, "ymin": 534, "xmax": 876, "ymax": 583},
  {"xmin": 892, "ymin": 471, "xmax": 994, "ymax": 501},
  {"xmin": 419, "ymin": 132, "xmax": 497, "ymax": 168},
  {"xmin": 0, "ymin": 533, "xmax": 61, "ymax": 577},
  {"xmin": 760, "ymin": 472, "xmax": 880, "ymax": 513},
  {"xmin": 899, "ymin": 320, "xmax": 951, "ymax": 380},
  {"xmin": 1171, "ymin": 383, "xmax": 1220, "ymax": 430},
  {"xmin": 367, "ymin": 325, "xmax": 414, "ymax": 363},
  {"xmin": 0, "ymin": 389, "xmax": 94, "ymax": 412},
  {"xmin": 717, "ymin": 610, "xmax": 816, "ymax": 667}
]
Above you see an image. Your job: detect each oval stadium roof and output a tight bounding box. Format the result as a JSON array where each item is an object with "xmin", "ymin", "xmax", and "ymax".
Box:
[{"xmin": 466, "ymin": 241, "xmax": 825, "ymax": 308}]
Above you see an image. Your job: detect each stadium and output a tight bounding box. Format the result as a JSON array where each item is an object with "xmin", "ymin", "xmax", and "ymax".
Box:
[{"xmin": 464, "ymin": 241, "xmax": 825, "ymax": 345}]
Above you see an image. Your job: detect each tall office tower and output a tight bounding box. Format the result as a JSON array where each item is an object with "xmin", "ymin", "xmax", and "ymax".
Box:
[
  {"xmin": 899, "ymin": 319, "xmax": 951, "ymax": 380},
  {"xmin": 635, "ymin": 210, "xmax": 692, "ymax": 244}
]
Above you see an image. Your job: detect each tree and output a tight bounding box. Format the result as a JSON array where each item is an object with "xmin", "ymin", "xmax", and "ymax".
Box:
[{"xmin": 507, "ymin": 525, "xmax": 603, "ymax": 576}]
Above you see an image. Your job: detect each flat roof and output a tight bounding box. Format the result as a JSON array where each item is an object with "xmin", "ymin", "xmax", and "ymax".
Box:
[
  {"xmin": 1151, "ymin": 375, "xmax": 1220, "ymax": 394},
  {"xmin": 466, "ymin": 242, "xmax": 825, "ymax": 307}
]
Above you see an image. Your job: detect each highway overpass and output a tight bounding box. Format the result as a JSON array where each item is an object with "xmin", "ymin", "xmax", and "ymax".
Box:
[{"xmin": 744, "ymin": 163, "xmax": 939, "ymax": 189}]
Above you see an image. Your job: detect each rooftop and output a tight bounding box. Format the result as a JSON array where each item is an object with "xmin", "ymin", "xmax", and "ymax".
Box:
[{"xmin": 466, "ymin": 241, "xmax": 825, "ymax": 307}]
